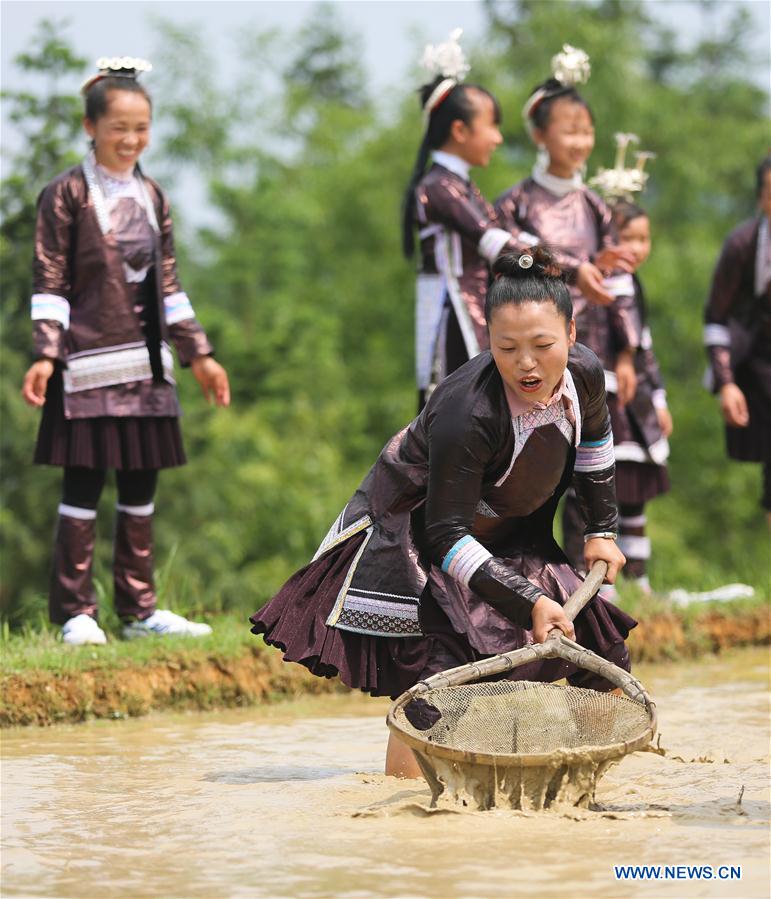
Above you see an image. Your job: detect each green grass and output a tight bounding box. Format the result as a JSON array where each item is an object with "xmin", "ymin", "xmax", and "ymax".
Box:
[
  {"xmin": 2, "ymin": 582, "xmax": 768, "ymax": 680},
  {"xmin": 615, "ymin": 580, "xmax": 770, "ymax": 622},
  {"xmin": 0, "ymin": 612, "xmax": 258, "ymax": 676}
]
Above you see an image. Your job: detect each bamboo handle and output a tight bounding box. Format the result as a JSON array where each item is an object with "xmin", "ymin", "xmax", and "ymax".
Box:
[{"xmin": 547, "ymin": 560, "xmax": 608, "ymax": 640}]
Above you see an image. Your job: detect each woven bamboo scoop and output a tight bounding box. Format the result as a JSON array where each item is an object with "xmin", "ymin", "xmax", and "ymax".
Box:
[{"xmin": 387, "ymin": 561, "xmax": 657, "ymax": 810}]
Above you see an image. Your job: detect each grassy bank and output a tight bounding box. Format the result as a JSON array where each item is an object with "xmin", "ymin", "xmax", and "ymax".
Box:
[{"xmin": 1, "ymin": 592, "xmax": 768, "ymax": 728}]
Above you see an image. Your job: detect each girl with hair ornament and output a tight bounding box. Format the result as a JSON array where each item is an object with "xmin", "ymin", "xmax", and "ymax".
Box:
[
  {"xmin": 402, "ymin": 29, "xmax": 524, "ymax": 409},
  {"xmin": 251, "ymin": 248, "xmax": 632, "ymax": 779},
  {"xmin": 495, "ymin": 46, "xmax": 642, "ymax": 576},
  {"xmin": 21, "ymin": 57, "xmax": 230, "ymax": 645},
  {"xmin": 588, "ymin": 139, "xmax": 672, "ymax": 596},
  {"xmin": 704, "ymin": 154, "xmax": 771, "ymax": 527}
]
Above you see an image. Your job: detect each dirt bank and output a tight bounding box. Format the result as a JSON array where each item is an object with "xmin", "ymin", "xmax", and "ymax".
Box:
[
  {"xmin": 2, "ymin": 604, "xmax": 768, "ymax": 727},
  {"xmin": 0, "ymin": 645, "xmax": 343, "ymax": 728}
]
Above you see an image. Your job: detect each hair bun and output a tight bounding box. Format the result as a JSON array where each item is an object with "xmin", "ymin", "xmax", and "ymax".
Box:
[{"xmin": 492, "ymin": 246, "xmax": 563, "ymax": 281}]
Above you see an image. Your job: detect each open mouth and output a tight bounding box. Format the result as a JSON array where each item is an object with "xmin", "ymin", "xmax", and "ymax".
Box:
[{"xmin": 518, "ymin": 376, "xmax": 543, "ymax": 393}]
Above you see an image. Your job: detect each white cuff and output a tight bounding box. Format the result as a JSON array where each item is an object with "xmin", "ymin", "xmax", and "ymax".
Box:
[
  {"xmin": 31, "ymin": 294, "xmax": 70, "ymax": 328},
  {"xmin": 477, "ymin": 228, "xmax": 512, "ymax": 263},
  {"xmin": 652, "ymin": 389, "xmax": 668, "ymax": 410},
  {"xmin": 575, "ymin": 435, "xmax": 615, "ymax": 472},
  {"xmin": 603, "ymin": 273, "xmax": 634, "ymax": 297},
  {"xmin": 619, "ymin": 513, "xmax": 647, "ymax": 527},
  {"xmin": 703, "ymin": 323, "xmax": 730, "ymax": 347},
  {"xmin": 441, "ymin": 536, "xmax": 492, "ymax": 587},
  {"xmin": 116, "ymin": 502, "xmax": 155, "ymax": 517},
  {"xmin": 618, "ymin": 535, "xmax": 651, "ymax": 560},
  {"xmin": 58, "ymin": 503, "xmax": 96, "ymax": 520},
  {"xmin": 517, "ymin": 231, "xmax": 540, "ymax": 248},
  {"xmin": 164, "ymin": 291, "xmax": 196, "ymax": 325}
]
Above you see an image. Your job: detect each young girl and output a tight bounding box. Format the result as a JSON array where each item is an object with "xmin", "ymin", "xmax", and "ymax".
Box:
[
  {"xmin": 494, "ymin": 46, "xmax": 639, "ymax": 570},
  {"xmin": 251, "ymin": 248, "xmax": 631, "ymax": 778},
  {"xmin": 704, "ymin": 155, "xmax": 771, "ymax": 525},
  {"xmin": 403, "ymin": 29, "xmax": 520, "ymax": 407},
  {"xmin": 607, "ymin": 201, "xmax": 672, "ymax": 593},
  {"xmin": 21, "ymin": 57, "xmax": 230, "ymax": 645}
]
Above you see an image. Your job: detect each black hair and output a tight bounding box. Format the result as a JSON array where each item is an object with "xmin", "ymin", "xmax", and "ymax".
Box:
[
  {"xmin": 84, "ymin": 75, "xmax": 152, "ymax": 122},
  {"xmin": 401, "ymin": 77, "xmax": 501, "ymax": 259},
  {"xmin": 611, "ymin": 200, "xmax": 648, "ymax": 232},
  {"xmin": 485, "ymin": 247, "xmax": 572, "ymax": 325},
  {"xmin": 756, "ymin": 155, "xmax": 771, "ymax": 196},
  {"xmin": 527, "ymin": 78, "xmax": 593, "ymax": 133}
]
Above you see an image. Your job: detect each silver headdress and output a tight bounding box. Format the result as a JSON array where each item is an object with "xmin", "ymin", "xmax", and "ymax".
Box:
[
  {"xmin": 523, "ymin": 44, "xmax": 591, "ymax": 139},
  {"xmin": 590, "ymin": 132, "xmax": 656, "ymax": 202},
  {"xmin": 81, "ymin": 57, "xmax": 153, "ymax": 95},
  {"xmin": 550, "ymin": 44, "xmax": 591, "ymax": 87},
  {"xmin": 420, "ymin": 28, "xmax": 470, "ymax": 127}
]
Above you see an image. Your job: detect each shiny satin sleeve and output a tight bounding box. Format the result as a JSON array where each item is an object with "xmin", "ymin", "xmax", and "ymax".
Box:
[
  {"xmin": 493, "ymin": 186, "xmax": 547, "ymax": 255},
  {"xmin": 494, "ymin": 184, "xmax": 585, "ymax": 282},
  {"xmin": 571, "ymin": 349, "xmax": 618, "ymax": 538},
  {"xmin": 642, "ymin": 341, "xmax": 666, "ymax": 397},
  {"xmin": 605, "ymin": 274, "xmax": 642, "ymax": 351},
  {"xmin": 32, "ymin": 320, "xmax": 66, "ymax": 361},
  {"xmin": 168, "ymin": 319, "xmax": 214, "ymax": 367},
  {"xmin": 33, "ymin": 179, "xmax": 74, "ymax": 297},
  {"xmin": 419, "ymin": 178, "xmax": 516, "ymax": 262},
  {"xmin": 157, "ymin": 188, "xmax": 184, "ymax": 299},
  {"xmin": 704, "ymin": 231, "xmax": 746, "ymax": 390},
  {"xmin": 153, "ymin": 184, "xmax": 214, "ymax": 365},
  {"xmin": 424, "ymin": 403, "xmax": 543, "ymax": 627}
]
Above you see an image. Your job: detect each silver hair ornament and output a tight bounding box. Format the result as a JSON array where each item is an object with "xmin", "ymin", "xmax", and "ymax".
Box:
[
  {"xmin": 420, "ymin": 28, "xmax": 470, "ymax": 81},
  {"xmin": 551, "ymin": 44, "xmax": 590, "ymax": 86}
]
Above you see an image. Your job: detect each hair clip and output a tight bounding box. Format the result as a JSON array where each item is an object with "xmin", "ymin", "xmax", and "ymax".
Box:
[{"xmin": 518, "ymin": 254, "xmax": 534, "ymax": 269}]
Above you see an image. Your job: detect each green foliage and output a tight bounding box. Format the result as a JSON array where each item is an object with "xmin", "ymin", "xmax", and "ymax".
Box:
[
  {"xmin": 1, "ymin": 5, "xmax": 768, "ymax": 630},
  {"xmin": 1, "ymin": 22, "xmax": 87, "ymax": 622}
]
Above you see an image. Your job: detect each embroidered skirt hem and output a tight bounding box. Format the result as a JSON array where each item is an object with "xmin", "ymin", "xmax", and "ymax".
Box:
[{"xmin": 250, "ymin": 533, "xmax": 638, "ymax": 699}]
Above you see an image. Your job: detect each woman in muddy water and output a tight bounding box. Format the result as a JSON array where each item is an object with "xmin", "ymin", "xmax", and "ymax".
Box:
[
  {"xmin": 251, "ymin": 247, "xmax": 631, "ymax": 778},
  {"xmin": 21, "ymin": 57, "xmax": 229, "ymax": 645}
]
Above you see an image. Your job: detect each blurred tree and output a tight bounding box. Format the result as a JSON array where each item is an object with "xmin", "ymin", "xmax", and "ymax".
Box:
[
  {"xmin": 2, "ymin": 3, "xmax": 768, "ymax": 627},
  {"xmin": 0, "ymin": 22, "xmax": 86, "ymax": 623}
]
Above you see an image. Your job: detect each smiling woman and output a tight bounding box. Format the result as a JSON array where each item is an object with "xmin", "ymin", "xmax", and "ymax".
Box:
[
  {"xmin": 250, "ymin": 247, "xmax": 629, "ymax": 779},
  {"xmin": 84, "ymin": 86, "xmax": 152, "ymax": 173},
  {"xmin": 21, "ymin": 57, "xmax": 231, "ymax": 646}
]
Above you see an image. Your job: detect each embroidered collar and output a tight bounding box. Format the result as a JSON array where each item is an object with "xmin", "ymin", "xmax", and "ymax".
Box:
[
  {"xmin": 503, "ymin": 373, "xmax": 576, "ymax": 425},
  {"xmin": 433, "ymin": 150, "xmax": 471, "ymax": 182},
  {"xmin": 95, "ymin": 162, "xmax": 134, "ymax": 183},
  {"xmin": 531, "ymin": 158, "xmax": 583, "ymax": 197},
  {"xmin": 494, "ymin": 368, "xmax": 582, "ymax": 488},
  {"xmin": 82, "ymin": 152, "xmax": 159, "ymax": 237}
]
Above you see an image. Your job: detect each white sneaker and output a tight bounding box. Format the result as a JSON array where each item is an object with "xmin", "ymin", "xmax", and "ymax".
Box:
[
  {"xmin": 122, "ymin": 609, "xmax": 213, "ymax": 640},
  {"xmin": 62, "ymin": 614, "xmax": 108, "ymax": 645}
]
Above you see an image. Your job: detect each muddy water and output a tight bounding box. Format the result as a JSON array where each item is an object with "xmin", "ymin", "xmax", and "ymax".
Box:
[{"xmin": 2, "ymin": 648, "xmax": 769, "ymax": 899}]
